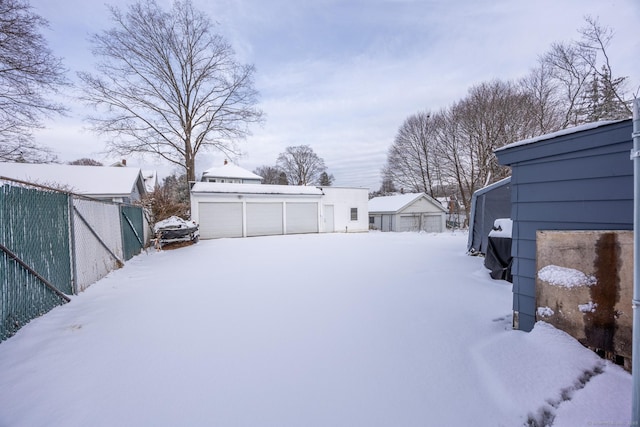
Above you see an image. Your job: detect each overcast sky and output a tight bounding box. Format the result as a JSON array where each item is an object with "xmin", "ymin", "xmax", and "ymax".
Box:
[{"xmin": 29, "ymin": 0, "xmax": 640, "ymax": 190}]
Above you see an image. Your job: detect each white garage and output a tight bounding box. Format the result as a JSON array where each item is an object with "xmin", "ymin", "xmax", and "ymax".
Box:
[
  {"xmin": 369, "ymin": 193, "xmax": 447, "ymax": 233},
  {"xmin": 191, "ymin": 182, "xmax": 324, "ymax": 239}
]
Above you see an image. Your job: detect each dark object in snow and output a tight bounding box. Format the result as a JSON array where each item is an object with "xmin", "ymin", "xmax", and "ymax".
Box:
[
  {"xmin": 484, "ymin": 235, "xmax": 512, "ymax": 282},
  {"xmin": 153, "ymin": 216, "xmax": 199, "ymax": 249}
]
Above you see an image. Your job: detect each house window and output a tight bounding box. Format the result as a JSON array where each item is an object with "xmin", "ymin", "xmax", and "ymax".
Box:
[
  {"xmin": 369, "ymin": 216, "xmax": 374, "ymax": 224},
  {"xmin": 350, "ymin": 208, "xmax": 358, "ymax": 221}
]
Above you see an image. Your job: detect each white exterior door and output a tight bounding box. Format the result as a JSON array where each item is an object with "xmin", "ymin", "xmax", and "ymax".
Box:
[
  {"xmin": 286, "ymin": 202, "xmax": 318, "ymax": 234},
  {"xmin": 246, "ymin": 203, "xmax": 283, "ymax": 237},
  {"xmin": 323, "ymin": 204, "xmax": 334, "ymax": 233},
  {"xmin": 198, "ymin": 202, "xmax": 243, "ymax": 239}
]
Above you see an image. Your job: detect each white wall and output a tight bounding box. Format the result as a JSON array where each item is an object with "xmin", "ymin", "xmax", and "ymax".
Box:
[{"xmin": 320, "ymin": 187, "xmax": 369, "ymax": 233}]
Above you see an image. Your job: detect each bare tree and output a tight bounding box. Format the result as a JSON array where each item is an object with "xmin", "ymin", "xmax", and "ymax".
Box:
[
  {"xmin": 454, "ymin": 80, "xmax": 536, "ymax": 190},
  {"xmin": 382, "ymin": 111, "xmax": 441, "ymax": 197},
  {"xmin": 78, "ymin": 0, "xmax": 263, "ymax": 182},
  {"xmin": 576, "ymin": 16, "xmax": 632, "ymax": 118},
  {"xmin": 520, "ymin": 62, "xmax": 564, "ymax": 134},
  {"xmin": 276, "ymin": 145, "xmax": 327, "ymax": 185},
  {"xmin": 68, "ymin": 158, "xmax": 103, "ymax": 166},
  {"xmin": 254, "ymin": 165, "xmax": 287, "ymax": 185},
  {"xmin": 0, "ymin": 0, "xmax": 68, "ymax": 162},
  {"xmin": 540, "ymin": 17, "xmax": 631, "ymax": 127}
]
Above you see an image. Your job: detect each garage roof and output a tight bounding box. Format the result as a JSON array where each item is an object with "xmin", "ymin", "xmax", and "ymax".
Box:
[
  {"xmin": 369, "ymin": 192, "xmax": 446, "ymax": 213},
  {"xmin": 0, "ymin": 161, "xmax": 146, "ymax": 198},
  {"xmin": 191, "ymin": 182, "xmax": 324, "ymax": 195}
]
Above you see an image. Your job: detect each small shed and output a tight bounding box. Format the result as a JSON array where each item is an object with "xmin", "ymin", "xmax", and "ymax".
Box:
[
  {"xmin": 494, "ymin": 119, "xmax": 633, "ymax": 332},
  {"xmin": 368, "ymin": 193, "xmax": 447, "ymax": 232},
  {"xmin": 190, "ymin": 183, "xmax": 369, "ymax": 239},
  {"xmin": 467, "ymin": 176, "xmax": 511, "ymax": 254}
]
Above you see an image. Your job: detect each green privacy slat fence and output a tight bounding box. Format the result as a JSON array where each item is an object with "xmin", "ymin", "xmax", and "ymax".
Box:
[
  {"xmin": 121, "ymin": 205, "xmax": 144, "ymax": 261},
  {"xmin": 0, "ymin": 185, "xmax": 72, "ymax": 341}
]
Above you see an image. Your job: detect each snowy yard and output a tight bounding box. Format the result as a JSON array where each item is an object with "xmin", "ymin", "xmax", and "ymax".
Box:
[{"xmin": 0, "ymin": 231, "xmax": 632, "ymax": 426}]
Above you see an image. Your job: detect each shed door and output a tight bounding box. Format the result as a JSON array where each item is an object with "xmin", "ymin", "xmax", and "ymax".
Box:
[
  {"xmin": 286, "ymin": 202, "xmax": 318, "ymax": 234},
  {"xmin": 199, "ymin": 202, "xmax": 243, "ymax": 239},
  {"xmin": 323, "ymin": 204, "xmax": 334, "ymax": 233},
  {"xmin": 246, "ymin": 203, "xmax": 283, "ymax": 237},
  {"xmin": 422, "ymin": 214, "xmax": 443, "ymax": 232},
  {"xmin": 382, "ymin": 215, "xmax": 393, "ymax": 232},
  {"xmin": 399, "ymin": 215, "xmax": 420, "ymax": 232}
]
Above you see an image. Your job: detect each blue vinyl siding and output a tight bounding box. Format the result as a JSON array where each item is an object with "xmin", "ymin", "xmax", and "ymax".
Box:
[{"xmin": 496, "ymin": 120, "xmax": 633, "ymax": 332}]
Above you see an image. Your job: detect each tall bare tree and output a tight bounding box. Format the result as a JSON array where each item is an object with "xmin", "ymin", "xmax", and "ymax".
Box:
[
  {"xmin": 0, "ymin": 0, "xmax": 68, "ymax": 162},
  {"xmin": 382, "ymin": 111, "xmax": 441, "ymax": 197},
  {"xmin": 276, "ymin": 145, "xmax": 327, "ymax": 185},
  {"xmin": 520, "ymin": 62, "xmax": 564, "ymax": 134},
  {"xmin": 78, "ymin": 0, "xmax": 263, "ymax": 182}
]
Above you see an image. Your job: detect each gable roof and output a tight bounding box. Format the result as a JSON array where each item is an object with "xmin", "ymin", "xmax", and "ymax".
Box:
[
  {"xmin": 0, "ymin": 162, "xmax": 146, "ymax": 198},
  {"xmin": 368, "ymin": 192, "xmax": 446, "ymax": 213},
  {"xmin": 201, "ymin": 162, "xmax": 263, "ymax": 181}
]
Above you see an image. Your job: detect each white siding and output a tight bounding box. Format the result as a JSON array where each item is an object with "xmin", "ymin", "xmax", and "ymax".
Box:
[{"xmin": 320, "ymin": 187, "xmax": 369, "ymax": 233}]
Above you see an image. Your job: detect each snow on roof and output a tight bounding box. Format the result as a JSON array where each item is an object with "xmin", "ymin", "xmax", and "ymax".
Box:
[
  {"xmin": 0, "ymin": 162, "xmax": 144, "ymax": 197},
  {"xmin": 142, "ymin": 170, "xmax": 158, "ymax": 193},
  {"xmin": 191, "ymin": 182, "xmax": 323, "ymax": 195},
  {"xmin": 473, "ymin": 176, "xmax": 511, "ymax": 196},
  {"xmin": 495, "ymin": 120, "xmax": 625, "ymax": 152},
  {"xmin": 369, "ymin": 192, "xmax": 443, "ymax": 213},
  {"xmin": 202, "ymin": 162, "xmax": 263, "ymax": 180}
]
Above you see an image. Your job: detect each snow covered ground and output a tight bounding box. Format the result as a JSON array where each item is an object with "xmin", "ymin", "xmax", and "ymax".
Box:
[{"xmin": 0, "ymin": 231, "xmax": 632, "ymax": 426}]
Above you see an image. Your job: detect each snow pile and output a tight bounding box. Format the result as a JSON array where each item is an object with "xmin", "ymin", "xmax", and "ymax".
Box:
[
  {"xmin": 538, "ymin": 265, "xmax": 597, "ymax": 288},
  {"xmin": 579, "ymin": 302, "xmax": 598, "ymax": 313},
  {"xmin": 537, "ymin": 306, "xmax": 555, "ymax": 317},
  {"xmin": 0, "ymin": 232, "xmax": 631, "ymax": 427},
  {"xmin": 488, "ymin": 218, "xmax": 512, "ymax": 238}
]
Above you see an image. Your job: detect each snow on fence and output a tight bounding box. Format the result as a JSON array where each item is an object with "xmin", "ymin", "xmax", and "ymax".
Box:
[{"xmin": 0, "ymin": 180, "xmax": 148, "ymax": 342}]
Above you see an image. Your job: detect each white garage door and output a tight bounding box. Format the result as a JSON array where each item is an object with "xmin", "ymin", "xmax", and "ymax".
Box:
[
  {"xmin": 286, "ymin": 202, "xmax": 318, "ymax": 234},
  {"xmin": 421, "ymin": 214, "xmax": 443, "ymax": 232},
  {"xmin": 399, "ymin": 215, "xmax": 420, "ymax": 232},
  {"xmin": 199, "ymin": 202, "xmax": 243, "ymax": 239},
  {"xmin": 246, "ymin": 203, "xmax": 283, "ymax": 237}
]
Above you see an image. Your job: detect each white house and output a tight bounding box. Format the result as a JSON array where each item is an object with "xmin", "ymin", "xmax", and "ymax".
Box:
[
  {"xmin": 190, "ymin": 183, "xmax": 369, "ymax": 239},
  {"xmin": 369, "ymin": 192, "xmax": 447, "ymax": 232},
  {"xmin": 0, "ymin": 162, "xmax": 148, "ymax": 203},
  {"xmin": 201, "ymin": 161, "xmax": 263, "ymax": 184}
]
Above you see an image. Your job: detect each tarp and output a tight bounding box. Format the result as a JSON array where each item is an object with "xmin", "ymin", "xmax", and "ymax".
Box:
[{"xmin": 466, "ymin": 177, "xmax": 511, "ymax": 254}]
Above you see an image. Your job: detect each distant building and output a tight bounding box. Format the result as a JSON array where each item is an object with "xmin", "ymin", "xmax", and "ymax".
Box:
[
  {"xmin": 368, "ymin": 193, "xmax": 447, "ymax": 233},
  {"xmin": 201, "ymin": 160, "xmax": 263, "ymax": 184}
]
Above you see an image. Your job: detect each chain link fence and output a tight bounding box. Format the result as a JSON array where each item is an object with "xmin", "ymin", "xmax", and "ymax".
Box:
[{"xmin": 1, "ymin": 179, "xmax": 149, "ymax": 341}]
